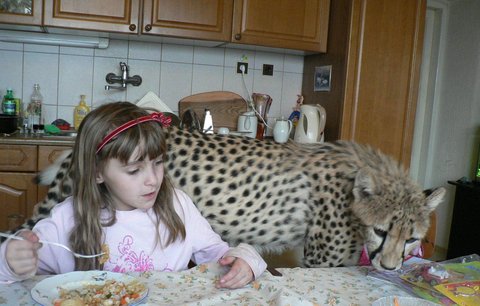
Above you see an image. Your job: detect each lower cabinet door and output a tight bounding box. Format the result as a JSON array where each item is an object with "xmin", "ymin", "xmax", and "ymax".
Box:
[{"xmin": 0, "ymin": 173, "xmax": 37, "ymax": 231}]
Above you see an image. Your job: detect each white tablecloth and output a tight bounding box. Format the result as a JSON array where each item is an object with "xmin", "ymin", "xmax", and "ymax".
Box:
[{"xmin": 0, "ymin": 263, "xmax": 412, "ymax": 305}]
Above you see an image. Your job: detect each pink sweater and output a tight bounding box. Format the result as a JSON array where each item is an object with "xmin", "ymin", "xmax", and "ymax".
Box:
[{"xmin": 0, "ymin": 189, "xmax": 266, "ymax": 283}]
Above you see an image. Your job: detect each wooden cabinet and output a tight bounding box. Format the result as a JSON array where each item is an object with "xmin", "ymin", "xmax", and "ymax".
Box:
[
  {"xmin": 0, "ymin": 144, "xmax": 71, "ymax": 232},
  {"xmin": 0, "ymin": 0, "xmax": 42, "ymax": 26},
  {"xmin": 0, "ymin": 0, "xmax": 330, "ymax": 52},
  {"xmin": 231, "ymin": 0, "xmax": 330, "ymax": 52},
  {"xmin": 302, "ymin": 0, "xmax": 425, "ymax": 167},
  {"xmin": 37, "ymin": 145, "xmax": 71, "ymax": 201},
  {"xmin": 43, "ymin": 0, "xmax": 140, "ymax": 33},
  {"xmin": 0, "ymin": 145, "xmax": 37, "ymax": 232},
  {"xmin": 142, "ymin": 0, "xmax": 331, "ymax": 52},
  {"xmin": 0, "ymin": 173, "xmax": 37, "ymax": 232},
  {"xmin": 142, "ymin": 0, "xmax": 233, "ymax": 41}
]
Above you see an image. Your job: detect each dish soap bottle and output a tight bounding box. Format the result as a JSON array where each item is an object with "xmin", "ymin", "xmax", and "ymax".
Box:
[{"xmin": 74, "ymin": 95, "xmax": 90, "ymax": 130}]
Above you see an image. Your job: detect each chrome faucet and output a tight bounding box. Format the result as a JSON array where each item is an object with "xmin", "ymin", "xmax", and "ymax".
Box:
[{"xmin": 105, "ymin": 62, "xmax": 142, "ymax": 90}]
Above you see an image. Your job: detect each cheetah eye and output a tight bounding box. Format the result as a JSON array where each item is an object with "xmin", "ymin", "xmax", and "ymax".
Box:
[
  {"xmin": 374, "ymin": 228, "xmax": 387, "ymax": 238},
  {"xmin": 405, "ymin": 238, "xmax": 418, "ymax": 244}
]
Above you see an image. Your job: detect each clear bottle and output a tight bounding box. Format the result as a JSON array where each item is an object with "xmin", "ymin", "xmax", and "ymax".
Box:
[
  {"xmin": 28, "ymin": 84, "xmax": 43, "ymax": 133},
  {"xmin": 2, "ymin": 88, "xmax": 16, "ymax": 115},
  {"xmin": 74, "ymin": 94, "xmax": 90, "ymax": 130}
]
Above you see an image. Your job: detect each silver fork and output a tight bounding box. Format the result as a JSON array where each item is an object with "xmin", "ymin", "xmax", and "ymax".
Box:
[{"xmin": 0, "ymin": 232, "xmax": 105, "ymax": 259}]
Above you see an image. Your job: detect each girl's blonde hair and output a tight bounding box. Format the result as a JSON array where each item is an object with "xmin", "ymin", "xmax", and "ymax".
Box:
[{"xmin": 69, "ymin": 101, "xmax": 186, "ymax": 270}]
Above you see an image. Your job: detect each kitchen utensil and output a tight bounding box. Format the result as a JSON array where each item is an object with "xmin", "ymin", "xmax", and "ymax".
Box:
[
  {"xmin": 293, "ymin": 104, "xmax": 326, "ymax": 143},
  {"xmin": 180, "ymin": 108, "xmax": 201, "ymax": 132},
  {"xmin": 0, "ymin": 232, "xmax": 105, "ymax": 259},
  {"xmin": 252, "ymin": 93, "xmax": 272, "ymax": 140},
  {"xmin": 237, "ymin": 111, "xmax": 257, "ymax": 138},
  {"xmin": 0, "ymin": 114, "xmax": 18, "ymax": 134},
  {"xmin": 273, "ymin": 117, "xmax": 293, "ymax": 143}
]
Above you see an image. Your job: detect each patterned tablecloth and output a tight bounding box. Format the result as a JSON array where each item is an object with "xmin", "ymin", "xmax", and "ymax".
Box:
[{"xmin": 0, "ymin": 263, "xmax": 412, "ymax": 305}]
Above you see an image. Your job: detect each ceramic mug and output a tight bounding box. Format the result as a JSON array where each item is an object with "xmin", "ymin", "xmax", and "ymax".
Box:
[
  {"xmin": 273, "ymin": 118, "xmax": 293, "ymax": 143},
  {"xmin": 237, "ymin": 111, "xmax": 257, "ymax": 138}
]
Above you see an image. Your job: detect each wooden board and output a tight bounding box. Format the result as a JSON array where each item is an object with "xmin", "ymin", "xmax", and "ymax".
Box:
[{"xmin": 178, "ymin": 91, "xmax": 248, "ymax": 131}]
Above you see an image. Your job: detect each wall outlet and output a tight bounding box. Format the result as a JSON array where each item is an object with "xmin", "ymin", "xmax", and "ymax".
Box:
[
  {"xmin": 263, "ymin": 64, "xmax": 274, "ymax": 76},
  {"xmin": 237, "ymin": 62, "xmax": 248, "ymax": 74}
]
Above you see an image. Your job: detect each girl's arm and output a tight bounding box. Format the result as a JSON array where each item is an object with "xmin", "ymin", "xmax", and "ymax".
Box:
[
  {"xmin": 221, "ymin": 243, "xmax": 267, "ymax": 280},
  {"xmin": 174, "ymin": 190, "xmax": 267, "ymax": 286}
]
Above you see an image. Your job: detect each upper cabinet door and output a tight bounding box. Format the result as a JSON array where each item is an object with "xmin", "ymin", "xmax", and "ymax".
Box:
[
  {"xmin": 232, "ymin": 0, "xmax": 330, "ymax": 52},
  {"xmin": 43, "ymin": 0, "xmax": 140, "ymax": 33},
  {"xmin": 0, "ymin": 0, "xmax": 42, "ymax": 26},
  {"xmin": 142, "ymin": 0, "xmax": 233, "ymax": 41}
]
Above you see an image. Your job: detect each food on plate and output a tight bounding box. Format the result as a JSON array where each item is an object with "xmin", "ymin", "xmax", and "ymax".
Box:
[
  {"xmin": 99, "ymin": 244, "xmax": 110, "ymax": 264},
  {"xmin": 53, "ymin": 279, "xmax": 146, "ymax": 306}
]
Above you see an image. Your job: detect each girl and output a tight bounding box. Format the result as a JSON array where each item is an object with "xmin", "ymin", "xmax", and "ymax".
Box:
[{"xmin": 0, "ymin": 102, "xmax": 266, "ymax": 288}]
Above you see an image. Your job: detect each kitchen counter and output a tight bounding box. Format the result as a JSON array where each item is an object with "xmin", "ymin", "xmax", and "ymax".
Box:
[{"xmin": 0, "ymin": 133, "xmax": 75, "ymax": 146}]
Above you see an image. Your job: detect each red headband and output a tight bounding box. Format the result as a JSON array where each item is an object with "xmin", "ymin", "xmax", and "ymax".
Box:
[{"xmin": 96, "ymin": 112, "xmax": 172, "ymax": 154}]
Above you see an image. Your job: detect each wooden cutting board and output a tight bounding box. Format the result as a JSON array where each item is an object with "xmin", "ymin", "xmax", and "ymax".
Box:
[{"xmin": 178, "ymin": 91, "xmax": 248, "ymax": 131}]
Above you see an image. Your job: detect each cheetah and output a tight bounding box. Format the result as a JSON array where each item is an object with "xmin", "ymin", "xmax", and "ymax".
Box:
[{"xmin": 2, "ymin": 127, "xmax": 445, "ymax": 271}]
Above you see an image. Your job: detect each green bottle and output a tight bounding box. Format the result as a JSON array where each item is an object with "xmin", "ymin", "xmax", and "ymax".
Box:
[{"xmin": 2, "ymin": 88, "xmax": 16, "ymax": 115}]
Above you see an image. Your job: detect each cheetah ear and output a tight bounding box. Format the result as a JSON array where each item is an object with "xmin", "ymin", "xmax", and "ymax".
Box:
[
  {"xmin": 424, "ymin": 187, "xmax": 446, "ymax": 212},
  {"xmin": 352, "ymin": 167, "xmax": 378, "ymax": 199}
]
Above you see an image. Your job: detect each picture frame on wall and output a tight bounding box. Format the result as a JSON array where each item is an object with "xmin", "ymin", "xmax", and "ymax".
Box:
[{"xmin": 314, "ymin": 65, "xmax": 332, "ymax": 92}]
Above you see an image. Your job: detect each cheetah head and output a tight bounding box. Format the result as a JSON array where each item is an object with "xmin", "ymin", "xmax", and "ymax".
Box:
[{"xmin": 350, "ymin": 168, "xmax": 445, "ymax": 271}]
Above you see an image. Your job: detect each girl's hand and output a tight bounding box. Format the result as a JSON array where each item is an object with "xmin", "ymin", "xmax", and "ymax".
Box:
[
  {"xmin": 216, "ymin": 256, "xmax": 254, "ymax": 289},
  {"xmin": 5, "ymin": 230, "xmax": 41, "ymax": 277}
]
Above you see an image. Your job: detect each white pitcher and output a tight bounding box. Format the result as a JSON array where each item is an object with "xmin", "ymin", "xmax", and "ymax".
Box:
[
  {"xmin": 294, "ymin": 104, "xmax": 326, "ymax": 143},
  {"xmin": 273, "ymin": 117, "xmax": 292, "ymax": 143}
]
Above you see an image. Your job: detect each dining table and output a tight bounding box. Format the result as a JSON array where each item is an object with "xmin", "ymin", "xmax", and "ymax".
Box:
[{"xmin": 0, "ymin": 262, "xmax": 413, "ymax": 305}]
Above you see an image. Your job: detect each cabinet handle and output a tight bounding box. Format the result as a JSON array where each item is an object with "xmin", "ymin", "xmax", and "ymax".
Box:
[
  {"xmin": 234, "ymin": 33, "xmax": 241, "ymax": 40},
  {"xmin": 145, "ymin": 24, "xmax": 152, "ymax": 32},
  {"xmin": 129, "ymin": 24, "xmax": 136, "ymax": 32}
]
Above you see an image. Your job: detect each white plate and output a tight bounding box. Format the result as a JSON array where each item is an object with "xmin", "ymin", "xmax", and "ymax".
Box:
[
  {"xmin": 31, "ymin": 270, "xmax": 148, "ymax": 306},
  {"xmin": 229, "ymin": 131, "xmax": 252, "ymax": 136},
  {"xmin": 372, "ymin": 296, "xmax": 440, "ymax": 306}
]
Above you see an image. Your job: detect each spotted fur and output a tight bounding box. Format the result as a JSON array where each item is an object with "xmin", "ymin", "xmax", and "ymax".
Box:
[{"xmin": 2, "ymin": 127, "xmax": 445, "ymax": 271}]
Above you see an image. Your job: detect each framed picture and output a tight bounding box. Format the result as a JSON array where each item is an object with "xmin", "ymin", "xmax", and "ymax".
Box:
[{"xmin": 314, "ymin": 65, "xmax": 332, "ymax": 92}]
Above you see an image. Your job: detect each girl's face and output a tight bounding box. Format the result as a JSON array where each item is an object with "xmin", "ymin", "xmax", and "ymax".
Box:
[{"xmin": 96, "ymin": 148, "xmax": 164, "ymax": 211}]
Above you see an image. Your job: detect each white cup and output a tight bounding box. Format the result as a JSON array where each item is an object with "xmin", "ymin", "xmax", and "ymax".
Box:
[
  {"xmin": 273, "ymin": 118, "xmax": 293, "ymax": 143},
  {"xmin": 217, "ymin": 127, "xmax": 230, "ymax": 135}
]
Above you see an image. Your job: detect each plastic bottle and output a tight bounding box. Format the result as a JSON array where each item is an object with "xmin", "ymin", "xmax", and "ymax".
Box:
[
  {"xmin": 74, "ymin": 95, "xmax": 90, "ymax": 130},
  {"xmin": 2, "ymin": 88, "xmax": 16, "ymax": 115},
  {"xmin": 28, "ymin": 84, "xmax": 43, "ymax": 133}
]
